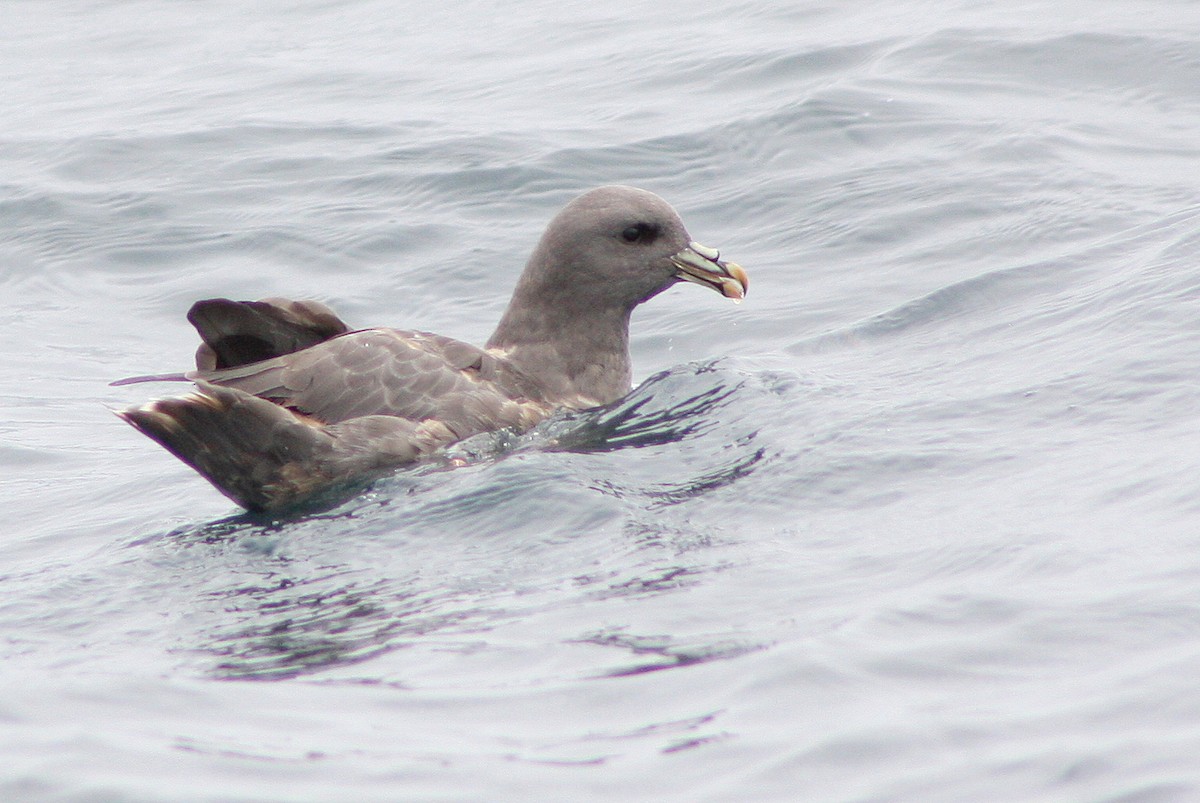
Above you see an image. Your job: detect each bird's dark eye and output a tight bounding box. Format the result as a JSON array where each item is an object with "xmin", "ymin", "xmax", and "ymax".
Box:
[{"xmin": 621, "ymin": 222, "xmax": 657, "ymax": 243}]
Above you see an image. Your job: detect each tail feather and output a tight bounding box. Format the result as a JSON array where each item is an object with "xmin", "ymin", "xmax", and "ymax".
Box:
[{"xmin": 119, "ymin": 383, "xmax": 449, "ymax": 512}]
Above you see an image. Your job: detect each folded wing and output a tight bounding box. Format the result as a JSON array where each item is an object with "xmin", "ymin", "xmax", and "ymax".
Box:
[{"xmin": 189, "ymin": 300, "xmax": 550, "ymax": 439}]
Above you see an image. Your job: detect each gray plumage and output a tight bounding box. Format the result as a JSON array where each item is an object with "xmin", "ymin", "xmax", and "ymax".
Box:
[{"xmin": 119, "ymin": 186, "xmax": 748, "ymax": 512}]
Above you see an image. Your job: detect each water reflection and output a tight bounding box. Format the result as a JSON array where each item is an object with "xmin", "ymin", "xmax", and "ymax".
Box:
[
  {"xmin": 577, "ymin": 626, "xmax": 762, "ymax": 678},
  {"xmin": 545, "ymin": 361, "xmax": 745, "ymax": 453},
  {"xmin": 566, "ymin": 363, "xmax": 772, "ymax": 508},
  {"xmin": 200, "ymin": 565, "xmax": 508, "ymax": 681},
  {"xmin": 166, "ymin": 361, "xmax": 771, "ymax": 681},
  {"xmin": 207, "ymin": 575, "xmax": 404, "ymax": 680}
]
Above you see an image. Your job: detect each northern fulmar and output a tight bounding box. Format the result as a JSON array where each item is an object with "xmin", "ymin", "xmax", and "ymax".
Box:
[{"xmin": 118, "ymin": 186, "xmax": 748, "ymax": 512}]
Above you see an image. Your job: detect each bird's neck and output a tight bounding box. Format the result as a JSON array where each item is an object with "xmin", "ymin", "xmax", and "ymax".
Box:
[{"xmin": 487, "ymin": 290, "xmax": 633, "ymax": 408}]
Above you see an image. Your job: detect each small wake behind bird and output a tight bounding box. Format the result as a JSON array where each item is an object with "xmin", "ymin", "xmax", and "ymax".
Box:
[{"xmin": 115, "ymin": 186, "xmax": 747, "ymax": 513}]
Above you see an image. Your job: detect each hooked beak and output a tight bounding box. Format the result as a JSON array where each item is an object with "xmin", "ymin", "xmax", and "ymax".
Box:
[{"xmin": 671, "ymin": 242, "xmax": 749, "ymax": 301}]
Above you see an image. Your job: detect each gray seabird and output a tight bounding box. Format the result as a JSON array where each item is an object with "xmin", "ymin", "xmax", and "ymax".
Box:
[{"xmin": 119, "ymin": 186, "xmax": 748, "ymax": 512}]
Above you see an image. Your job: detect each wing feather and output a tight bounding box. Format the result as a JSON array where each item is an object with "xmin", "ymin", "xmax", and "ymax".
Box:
[{"xmin": 193, "ymin": 328, "xmax": 550, "ymax": 438}]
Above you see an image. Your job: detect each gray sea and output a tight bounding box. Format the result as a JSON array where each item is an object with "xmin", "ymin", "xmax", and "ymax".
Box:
[{"xmin": 4, "ymin": 1, "xmax": 1200, "ymax": 800}]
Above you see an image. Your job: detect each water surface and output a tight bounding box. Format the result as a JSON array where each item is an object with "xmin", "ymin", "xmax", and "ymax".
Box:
[{"xmin": 3, "ymin": 1, "xmax": 1200, "ymax": 799}]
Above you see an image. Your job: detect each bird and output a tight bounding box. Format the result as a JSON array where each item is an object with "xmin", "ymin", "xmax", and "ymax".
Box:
[{"xmin": 117, "ymin": 186, "xmax": 748, "ymax": 512}]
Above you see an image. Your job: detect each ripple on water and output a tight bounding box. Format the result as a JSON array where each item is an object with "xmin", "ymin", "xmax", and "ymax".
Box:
[{"xmin": 136, "ymin": 361, "xmax": 778, "ymax": 684}]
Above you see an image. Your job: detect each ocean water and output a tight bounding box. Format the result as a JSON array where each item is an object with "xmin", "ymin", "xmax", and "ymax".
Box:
[{"xmin": 4, "ymin": 0, "xmax": 1200, "ymax": 799}]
